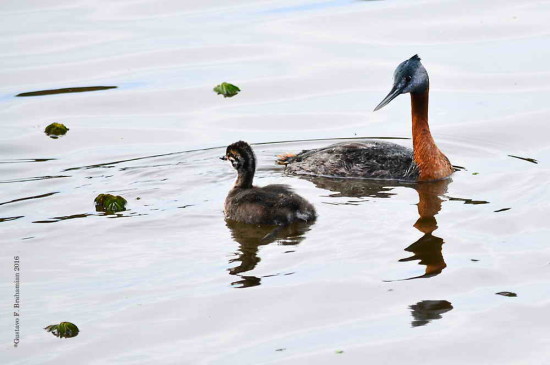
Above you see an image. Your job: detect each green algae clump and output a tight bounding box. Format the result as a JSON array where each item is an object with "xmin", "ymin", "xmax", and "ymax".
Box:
[
  {"xmin": 94, "ymin": 194, "xmax": 127, "ymax": 213},
  {"xmin": 213, "ymin": 82, "xmax": 241, "ymax": 98},
  {"xmin": 44, "ymin": 322, "xmax": 79, "ymax": 338},
  {"xmin": 44, "ymin": 122, "xmax": 69, "ymax": 138}
]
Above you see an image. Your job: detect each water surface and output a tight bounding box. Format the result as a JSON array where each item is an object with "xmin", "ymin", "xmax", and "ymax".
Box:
[{"xmin": 1, "ymin": 0, "xmax": 550, "ymax": 364}]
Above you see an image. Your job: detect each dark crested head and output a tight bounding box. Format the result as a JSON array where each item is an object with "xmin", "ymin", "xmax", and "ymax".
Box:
[
  {"xmin": 374, "ymin": 55, "xmax": 429, "ymax": 111},
  {"xmin": 224, "ymin": 140, "xmax": 256, "ymax": 173}
]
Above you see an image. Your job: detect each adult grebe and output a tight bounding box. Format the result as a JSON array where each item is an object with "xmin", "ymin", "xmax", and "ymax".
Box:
[
  {"xmin": 279, "ymin": 55, "xmax": 453, "ymax": 182},
  {"xmin": 222, "ymin": 141, "xmax": 316, "ymax": 225}
]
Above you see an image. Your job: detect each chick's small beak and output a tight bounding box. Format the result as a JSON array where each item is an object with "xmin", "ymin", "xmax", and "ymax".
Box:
[
  {"xmin": 373, "ymin": 84, "xmax": 402, "ymax": 112},
  {"xmin": 220, "ymin": 155, "xmax": 227, "ymax": 161}
]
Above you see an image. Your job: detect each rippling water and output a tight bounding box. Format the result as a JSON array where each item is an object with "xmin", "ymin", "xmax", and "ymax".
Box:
[{"xmin": 1, "ymin": 0, "xmax": 550, "ymax": 363}]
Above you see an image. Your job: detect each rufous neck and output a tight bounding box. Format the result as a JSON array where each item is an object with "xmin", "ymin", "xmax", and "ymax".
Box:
[
  {"xmin": 411, "ymin": 88, "xmax": 432, "ymax": 148},
  {"xmin": 410, "ymin": 88, "xmax": 452, "ymax": 181}
]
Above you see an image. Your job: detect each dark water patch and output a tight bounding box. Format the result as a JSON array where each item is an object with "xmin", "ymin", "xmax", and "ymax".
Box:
[
  {"xmin": 0, "ymin": 192, "xmax": 58, "ymax": 207},
  {"xmin": 84, "ymin": 175, "xmax": 113, "ymax": 180},
  {"xmin": 0, "ymin": 175, "xmax": 69, "ymax": 184},
  {"xmin": 494, "ymin": 208, "xmax": 511, "ymax": 213},
  {"xmin": 0, "ymin": 158, "xmax": 56, "ymax": 164},
  {"xmin": 409, "ymin": 300, "xmax": 453, "ymax": 327},
  {"xmin": 33, "ymin": 212, "xmax": 141, "ymax": 223},
  {"xmin": 129, "ymin": 178, "xmax": 168, "ymax": 185},
  {"xmin": 63, "ymin": 151, "xmax": 187, "ymax": 172},
  {"xmin": 508, "ymin": 155, "xmax": 538, "ymax": 164},
  {"xmin": 0, "ymin": 216, "xmax": 24, "ymax": 223},
  {"xmin": 16, "ymin": 86, "xmax": 117, "ymax": 97},
  {"xmin": 448, "ymin": 197, "xmax": 490, "ymax": 205},
  {"xmin": 103, "ymin": 212, "xmax": 144, "ymax": 219},
  {"xmin": 496, "ymin": 291, "xmax": 517, "ymax": 297},
  {"xmin": 33, "ymin": 213, "xmax": 93, "ymax": 224},
  {"xmin": 121, "ymin": 164, "xmax": 178, "ymax": 171},
  {"xmin": 322, "ymin": 199, "xmax": 369, "ymax": 206}
]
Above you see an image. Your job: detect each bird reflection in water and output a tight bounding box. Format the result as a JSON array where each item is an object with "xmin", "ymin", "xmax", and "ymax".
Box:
[
  {"xmin": 225, "ymin": 220, "xmax": 313, "ymax": 288},
  {"xmin": 302, "ymin": 176, "xmax": 451, "ymax": 280},
  {"xmin": 409, "ymin": 300, "xmax": 453, "ymax": 327},
  {"xmin": 399, "ymin": 179, "xmax": 449, "ymax": 279}
]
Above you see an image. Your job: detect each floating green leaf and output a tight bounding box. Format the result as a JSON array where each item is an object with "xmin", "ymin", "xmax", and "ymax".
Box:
[
  {"xmin": 94, "ymin": 194, "xmax": 127, "ymax": 213},
  {"xmin": 335, "ymin": 350, "xmax": 344, "ymax": 354},
  {"xmin": 213, "ymin": 82, "xmax": 241, "ymax": 98},
  {"xmin": 44, "ymin": 123, "xmax": 69, "ymax": 138},
  {"xmin": 472, "ymin": 172, "xmax": 479, "ymax": 175},
  {"xmin": 44, "ymin": 322, "xmax": 79, "ymax": 338}
]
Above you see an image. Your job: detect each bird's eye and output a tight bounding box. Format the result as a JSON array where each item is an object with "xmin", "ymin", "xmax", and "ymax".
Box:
[{"xmin": 406, "ymin": 75, "xmax": 412, "ymax": 82}]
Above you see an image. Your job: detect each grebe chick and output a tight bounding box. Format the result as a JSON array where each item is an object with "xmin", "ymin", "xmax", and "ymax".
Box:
[
  {"xmin": 223, "ymin": 141, "xmax": 316, "ymax": 225},
  {"xmin": 280, "ymin": 55, "xmax": 453, "ymax": 182}
]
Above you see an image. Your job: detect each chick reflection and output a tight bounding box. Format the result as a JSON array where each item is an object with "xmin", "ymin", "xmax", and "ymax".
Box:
[
  {"xmin": 409, "ymin": 300, "xmax": 453, "ymax": 327},
  {"xmin": 225, "ymin": 220, "xmax": 312, "ymax": 288},
  {"xmin": 302, "ymin": 176, "xmax": 450, "ymax": 279}
]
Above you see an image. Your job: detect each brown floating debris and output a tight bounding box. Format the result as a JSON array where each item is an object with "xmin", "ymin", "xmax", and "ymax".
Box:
[
  {"xmin": 494, "ymin": 208, "xmax": 511, "ymax": 213},
  {"xmin": 496, "ymin": 291, "xmax": 517, "ymax": 297},
  {"xmin": 17, "ymin": 86, "xmax": 117, "ymax": 97}
]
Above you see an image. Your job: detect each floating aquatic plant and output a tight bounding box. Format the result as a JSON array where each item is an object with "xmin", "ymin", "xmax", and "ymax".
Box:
[
  {"xmin": 44, "ymin": 123, "xmax": 69, "ymax": 138},
  {"xmin": 213, "ymin": 82, "xmax": 240, "ymax": 98},
  {"xmin": 44, "ymin": 322, "xmax": 79, "ymax": 338},
  {"xmin": 94, "ymin": 194, "xmax": 127, "ymax": 213}
]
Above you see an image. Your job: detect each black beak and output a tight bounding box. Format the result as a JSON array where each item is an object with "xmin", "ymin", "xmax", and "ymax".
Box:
[
  {"xmin": 220, "ymin": 155, "xmax": 227, "ymax": 161},
  {"xmin": 373, "ymin": 85, "xmax": 402, "ymax": 112}
]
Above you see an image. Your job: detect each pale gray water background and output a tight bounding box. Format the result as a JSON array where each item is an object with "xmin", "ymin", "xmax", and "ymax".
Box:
[{"xmin": 1, "ymin": 0, "xmax": 550, "ymax": 363}]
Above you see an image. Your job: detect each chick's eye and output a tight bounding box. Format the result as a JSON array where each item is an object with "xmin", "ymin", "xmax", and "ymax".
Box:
[{"xmin": 406, "ymin": 75, "xmax": 412, "ymax": 82}]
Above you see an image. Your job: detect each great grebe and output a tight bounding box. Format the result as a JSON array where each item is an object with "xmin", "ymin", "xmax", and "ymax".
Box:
[{"xmin": 279, "ymin": 55, "xmax": 453, "ymax": 182}]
